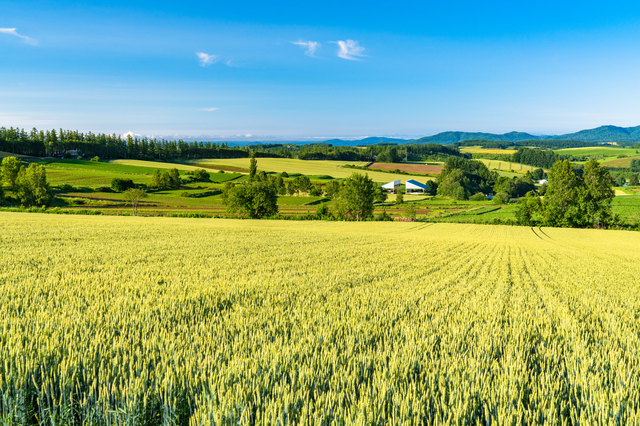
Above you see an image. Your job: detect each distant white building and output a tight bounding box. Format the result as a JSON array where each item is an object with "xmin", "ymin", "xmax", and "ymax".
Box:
[
  {"xmin": 382, "ymin": 179, "xmax": 401, "ymax": 193},
  {"xmin": 538, "ymin": 179, "xmax": 548, "ymax": 185},
  {"xmin": 405, "ymin": 179, "xmax": 429, "ymax": 194}
]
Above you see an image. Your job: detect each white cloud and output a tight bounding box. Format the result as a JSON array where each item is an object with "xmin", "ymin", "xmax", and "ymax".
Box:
[
  {"xmin": 199, "ymin": 107, "xmax": 218, "ymax": 112},
  {"xmin": 291, "ymin": 40, "xmax": 321, "ymax": 57},
  {"xmin": 0, "ymin": 28, "xmax": 36, "ymax": 45},
  {"xmin": 196, "ymin": 52, "xmax": 218, "ymax": 67},
  {"xmin": 245, "ymin": 134, "xmax": 253, "ymax": 138},
  {"xmin": 122, "ymin": 131, "xmax": 142, "ymax": 139},
  {"xmin": 332, "ymin": 40, "xmax": 365, "ymax": 60}
]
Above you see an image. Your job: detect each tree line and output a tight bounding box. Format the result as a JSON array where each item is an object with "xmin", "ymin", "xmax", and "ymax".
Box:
[
  {"xmin": 0, "ymin": 126, "xmax": 466, "ymax": 164},
  {"xmin": 452, "ymin": 139, "xmax": 600, "ymax": 150},
  {"xmin": 511, "ymin": 147, "xmax": 567, "ymax": 169},
  {"xmin": 0, "ymin": 127, "xmax": 272, "ymax": 160}
]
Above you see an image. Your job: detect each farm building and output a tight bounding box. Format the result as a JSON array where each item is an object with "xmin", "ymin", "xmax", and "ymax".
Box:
[
  {"xmin": 539, "ymin": 179, "xmax": 548, "ymax": 185},
  {"xmin": 382, "ymin": 179, "xmax": 401, "ymax": 193},
  {"xmin": 405, "ymin": 179, "xmax": 429, "ymax": 194}
]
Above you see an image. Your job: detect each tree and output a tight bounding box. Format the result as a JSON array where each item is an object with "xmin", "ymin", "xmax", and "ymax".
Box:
[
  {"xmin": 276, "ymin": 176, "xmax": 287, "ymax": 195},
  {"xmin": 15, "ymin": 164, "xmax": 53, "ymax": 207},
  {"xmin": 124, "ymin": 188, "xmax": 148, "ymax": 216},
  {"xmin": 0, "ymin": 183, "xmax": 4, "ymax": 204},
  {"xmin": 425, "ymin": 179, "xmax": 438, "ymax": 196},
  {"xmin": 532, "ymin": 168, "xmax": 544, "ymax": 181},
  {"xmin": 1, "ymin": 156, "xmax": 23, "ymax": 191},
  {"xmin": 395, "ymin": 190, "xmax": 404, "ymax": 205},
  {"xmin": 249, "ymin": 150, "xmax": 257, "ymax": 180},
  {"xmin": 293, "ymin": 176, "xmax": 312, "ymax": 196},
  {"xmin": 150, "ymin": 168, "xmax": 181, "ymax": 189},
  {"xmin": 437, "ymin": 169, "xmax": 468, "ymax": 200},
  {"xmin": 542, "ymin": 160, "xmax": 583, "ymax": 227},
  {"xmin": 494, "ymin": 175, "xmax": 536, "ymax": 199},
  {"xmin": 222, "ymin": 181, "xmax": 278, "ymax": 218},
  {"xmin": 167, "ymin": 168, "xmax": 181, "ymax": 188},
  {"xmin": 188, "ymin": 168, "xmax": 210, "ymax": 181},
  {"xmin": 437, "ymin": 157, "xmax": 496, "ymax": 200},
  {"xmin": 580, "ymin": 159, "xmax": 615, "ymax": 228},
  {"xmin": 309, "ymin": 183, "xmax": 324, "ymax": 197},
  {"xmin": 493, "ymin": 192, "xmax": 509, "ymax": 205},
  {"xmin": 404, "ymin": 203, "xmax": 417, "ymax": 219},
  {"xmin": 337, "ymin": 173, "xmax": 376, "ymax": 221},
  {"xmin": 516, "ymin": 191, "xmax": 542, "ymax": 226},
  {"xmin": 375, "ymin": 185, "xmax": 388, "ymax": 203},
  {"xmin": 286, "ymin": 182, "xmax": 296, "ymax": 196},
  {"xmin": 628, "ymin": 173, "xmax": 639, "ymax": 186},
  {"xmin": 324, "ymin": 180, "xmax": 342, "ymax": 199},
  {"xmin": 111, "ymin": 178, "xmax": 136, "ymax": 192}
]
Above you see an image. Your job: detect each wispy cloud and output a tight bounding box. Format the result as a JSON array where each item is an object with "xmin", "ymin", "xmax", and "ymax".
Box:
[
  {"xmin": 332, "ymin": 40, "xmax": 365, "ymax": 60},
  {"xmin": 199, "ymin": 107, "xmax": 218, "ymax": 112},
  {"xmin": 291, "ymin": 40, "xmax": 321, "ymax": 57},
  {"xmin": 0, "ymin": 28, "xmax": 36, "ymax": 45},
  {"xmin": 196, "ymin": 52, "xmax": 218, "ymax": 67}
]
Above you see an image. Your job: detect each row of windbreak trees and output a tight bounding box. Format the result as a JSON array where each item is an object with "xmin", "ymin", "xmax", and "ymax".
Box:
[
  {"xmin": 511, "ymin": 147, "xmax": 567, "ymax": 169},
  {"xmin": 0, "ymin": 127, "xmax": 259, "ymax": 160}
]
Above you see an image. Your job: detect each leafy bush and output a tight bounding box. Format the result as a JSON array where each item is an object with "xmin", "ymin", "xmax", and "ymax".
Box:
[
  {"xmin": 185, "ymin": 168, "xmax": 210, "ymax": 181},
  {"xmin": 469, "ymin": 192, "xmax": 487, "ymax": 201},
  {"xmin": 404, "ymin": 204, "xmax": 417, "ymax": 219},
  {"xmin": 493, "ymin": 192, "xmax": 510, "ymax": 205},
  {"xmin": 111, "ymin": 178, "xmax": 136, "ymax": 192}
]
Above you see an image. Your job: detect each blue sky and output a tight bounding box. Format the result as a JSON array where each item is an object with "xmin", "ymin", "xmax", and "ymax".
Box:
[{"xmin": 2, "ymin": 0, "xmax": 640, "ymax": 139}]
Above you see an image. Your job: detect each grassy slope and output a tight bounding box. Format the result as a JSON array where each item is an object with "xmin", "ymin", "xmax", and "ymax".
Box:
[
  {"xmin": 599, "ymin": 155, "xmax": 640, "ymax": 168},
  {"xmin": 476, "ymin": 159, "xmax": 537, "ymax": 173},
  {"xmin": 110, "ymin": 159, "xmax": 219, "ymax": 171},
  {"xmin": 554, "ymin": 146, "xmax": 640, "ymax": 156},
  {"xmin": 46, "ymin": 169, "xmax": 154, "ymax": 186},
  {"xmin": 460, "ymin": 147, "xmax": 517, "ymax": 154},
  {"xmin": 42, "ymin": 159, "xmax": 241, "ymax": 186}
]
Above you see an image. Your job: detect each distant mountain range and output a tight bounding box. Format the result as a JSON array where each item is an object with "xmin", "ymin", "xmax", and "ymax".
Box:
[
  {"xmin": 407, "ymin": 125, "xmax": 640, "ymax": 145},
  {"xmin": 171, "ymin": 125, "xmax": 640, "ymax": 146}
]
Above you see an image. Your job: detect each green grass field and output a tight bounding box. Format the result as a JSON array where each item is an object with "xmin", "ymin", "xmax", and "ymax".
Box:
[
  {"xmin": 195, "ymin": 158, "xmax": 420, "ymax": 182},
  {"xmin": 460, "ymin": 146, "xmax": 517, "ymax": 154},
  {"xmin": 41, "ymin": 159, "xmax": 168, "ymax": 175},
  {"xmin": 554, "ymin": 146, "xmax": 640, "ymax": 156},
  {"xmin": 599, "ymin": 155, "xmax": 640, "ymax": 168},
  {"xmin": 45, "ymin": 168, "xmax": 154, "ymax": 186},
  {"xmin": 110, "ymin": 159, "xmax": 219, "ymax": 171},
  {"xmin": 477, "ymin": 159, "xmax": 537, "ymax": 173},
  {"xmin": 3, "ymin": 213, "xmax": 640, "ymax": 424},
  {"xmin": 40, "ymin": 159, "xmax": 242, "ymax": 186}
]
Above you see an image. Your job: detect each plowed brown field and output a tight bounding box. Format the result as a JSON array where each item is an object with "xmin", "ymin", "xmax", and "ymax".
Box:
[{"xmin": 368, "ymin": 162, "xmax": 443, "ymax": 174}]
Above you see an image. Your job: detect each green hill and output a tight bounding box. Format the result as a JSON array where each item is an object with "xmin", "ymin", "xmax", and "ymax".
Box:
[{"xmin": 406, "ymin": 125, "xmax": 640, "ymax": 145}]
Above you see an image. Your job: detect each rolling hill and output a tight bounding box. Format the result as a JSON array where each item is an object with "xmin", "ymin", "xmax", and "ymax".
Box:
[{"xmin": 407, "ymin": 125, "xmax": 640, "ymax": 145}]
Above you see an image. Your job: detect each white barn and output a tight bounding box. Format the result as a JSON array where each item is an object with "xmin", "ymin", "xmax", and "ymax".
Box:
[
  {"xmin": 405, "ymin": 179, "xmax": 429, "ymax": 194},
  {"xmin": 382, "ymin": 179, "xmax": 401, "ymax": 193}
]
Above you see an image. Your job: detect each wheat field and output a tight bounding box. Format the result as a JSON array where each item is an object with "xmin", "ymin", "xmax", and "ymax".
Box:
[
  {"xmin": 194, "ymin": 158, "xmax": 413, "ymax": 182},
  {"xmin": 1, "ymin": 213, "xmax": 640, "ymax": 424}
]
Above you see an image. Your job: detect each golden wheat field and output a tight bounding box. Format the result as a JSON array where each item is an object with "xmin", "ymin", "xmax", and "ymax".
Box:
[{"xmin": 2, "ymin": 213, "xmax": 640, "ymax": 425}]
